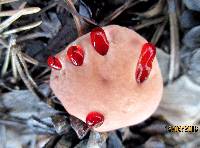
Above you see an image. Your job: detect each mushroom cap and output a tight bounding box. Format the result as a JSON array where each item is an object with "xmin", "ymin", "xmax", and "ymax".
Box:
[{"xmin": 50, "ymin": 25, "xmax": 163, "ymax": 132}]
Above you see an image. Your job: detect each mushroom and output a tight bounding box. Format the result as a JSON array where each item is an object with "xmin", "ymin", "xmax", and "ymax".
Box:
[{"xmin": 49, "ymin": 25, "xmax": 163, "ymax": 132}]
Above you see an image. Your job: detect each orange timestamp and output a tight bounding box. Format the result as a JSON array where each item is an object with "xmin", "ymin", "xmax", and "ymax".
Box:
[{"xmin": 166, "ymin": 125, "xmax": 199, "ymax": 133}]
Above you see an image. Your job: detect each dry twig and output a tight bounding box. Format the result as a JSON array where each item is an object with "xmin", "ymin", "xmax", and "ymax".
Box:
[
  {"xmin": 2, "ymin": 21, "xmax": 42, "ymax": 37},
  {"xmin": 16, "ymin": 32, "xmax": 49, "ymax": 42},
  {"xmin": 60, "ymin": 0, "xmax": 98, "ymax": 33},
  {"xmin": 131, "ymin": 16, "xmax": 165, "ymax": 30},
  {"xmin": 1, "ymin": 37, "xmax": 15, "ymax": 76},
  {"xmin": 0, "ymin": 7, "xmax": 40, "ymax": 17},
  {"xmin": 100, "ymin": 0, "xmax": 147, "ymax": 26},
  {"xmin": 21, "ymin": 52, "xmax": 39, "ymax": 66},
  {"xmin": 0, "ymin": 0, "xmax": 18, "ymax": 5},
  {"xmin": 167, "ymin": 0, "xmax": 180, "ymax": 82},
  {"xmin": 63, "ymin": 0, "xmax": 83, "ymax": 36},
  {"xmin": 151, "ymin": 17, "xmax": 168, "ymax": 44},
  {"xmin": 0, "ymin": 7, "xmax": 40, "ymax": 33}
]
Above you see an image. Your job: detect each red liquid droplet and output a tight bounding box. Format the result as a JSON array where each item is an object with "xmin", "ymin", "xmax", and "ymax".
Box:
[
  {"xmin": 135, "ymin": 42, "xmax": 156, "ymax": 83},
  {"xmin": 90, "ymin": 27, "xmax": 109, "ymax": 55},
  {"xmin": 47, "ymin": 56, "xmax": 62, "ymax": 70},
  {"xmin": 86, "ymin": 112, "xmax": 104, "ymax": 128},
  {"xmin": 67, "ymin": 45, "xmax": 84, "ymax": 66}
]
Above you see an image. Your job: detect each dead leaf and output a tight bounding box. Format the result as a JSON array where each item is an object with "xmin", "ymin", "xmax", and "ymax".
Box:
[
  {"xmin": 155, "ymin": 75, "xmax": 200, "ymax": 125},
  {"xmin": 180, "ymin": 10, "xmax": 200, "ymax": 29},
  {"xmin": 1, "ymin": 87, "xmax": 58, "ymax": 119},
  {"xmin": 183, "ymin": 25, "xmax": 200, "ymax": 49},
  {"xmin": 187, "ymin": 49, "xmax": 200, "ymax": 84},
  {"xmin": 183, "ymin": 0, "xmax": 200, "ymax": 12}
]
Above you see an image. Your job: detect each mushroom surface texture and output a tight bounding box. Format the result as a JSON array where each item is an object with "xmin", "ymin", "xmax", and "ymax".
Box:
[{"xmin": 50, "ymin": 25, "xmax": 163, "ymax": 132}]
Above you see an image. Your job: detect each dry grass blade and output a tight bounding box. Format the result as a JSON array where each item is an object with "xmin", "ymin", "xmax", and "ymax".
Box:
[
  {"xmin": 9, "ymin": 44, "xmax": 51, "ymax": 102},
  {"xmin": 100, "ymin": 0, "xmax": 143, "ymax": 26},
  {"xmin": 18, "ymin": 1, "xmax": 27, "ymax": 9},
  {"xmin": 80, "ymin": 15, "xmax": 98, "ymax": 27},
  {"xmin": 35, "ymin": 69, "xmax": 50, "ymax": 79},
  {"xmin": 0, "ymin": 0, "xmax": 18, "ymax": 5},
  {"xmin": 151, "ymin": 18, "xmax": 168, "ymax": 44},
  {"xmin": 0, "ymin": 7, "xmax": 40, "ymax": 33},
  {"xmin": 2, "ymin": 21, "xmax": 42, "ymax": 37},
  {"xmin": 38, "ymin": 1, "xmax": 57, "ymax": 14},
  {"xmin": 17, "ymin": 50, "xmax": 38, "ymax": 89},
  {"xmin": 167, "ymin": 0, "xmax": 180, "ymax": 82},
  {"xmin": 13, "ymin": 46, "xmax": 37, "ymax": 96},
  {"xmin": 13, "ymin": 46, "xmax": 48, "ymax": 102},
  {"xmin": 135, "ymin": 0, "xmax": 165, "ymax": 18},
  {"xmin": 11, "ymin": 46, "xmax": 18, "ymax": 79},
  {"xmin": 0, "ymin": 10, "xmax": 24, "ymax": 33},
  {"xmin": 0, "ymin": 81, "xmax": 13, "ymax": 91},
  {"xmin": 131, "ymin": 16, "xmax": 165, "ymax": 30},
  {"xmin": 21, "ymin": 52, "xmax": 39, "ymax": 66},
  {"xmin": 16, "ymin": 32, "xmax": 49, "ymax": 42},
  {"xmin": 0, "ymin": 7, "xmax": 41, "ymax": 17},
  {"xmin": 1, "ymin": 37, "xmax": 15, "ymax": 76}
]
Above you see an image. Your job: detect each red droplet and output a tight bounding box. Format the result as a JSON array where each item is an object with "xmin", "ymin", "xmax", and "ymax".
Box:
[
  {"xmin": 86, "ymin": 112, "xmax": 104, "ymax": 128},
  {"xmin": 47, "ymin": 56, "xmax": 62, "ymax": 70},
  {"xmin": 135, "ymin": 42, "xmax": 156, "ymax": 83},
  {"xmin": 67, "ymin": 45, "xmax": 84, "ymax": 66},
  {"xmin": 90, "ymin": 27, "xmax": 109, "ymax": 55}
]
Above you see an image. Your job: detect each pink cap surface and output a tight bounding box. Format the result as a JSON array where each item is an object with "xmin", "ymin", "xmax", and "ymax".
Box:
[{"xmin": 50, "ymin": 25, "xmax": 163, "ymax": 132}]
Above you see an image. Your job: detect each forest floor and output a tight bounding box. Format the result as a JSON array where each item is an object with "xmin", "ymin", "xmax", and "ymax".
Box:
[{"xmin": 0, "ymin": 0, "xmax": 200, "ymax": 147}]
